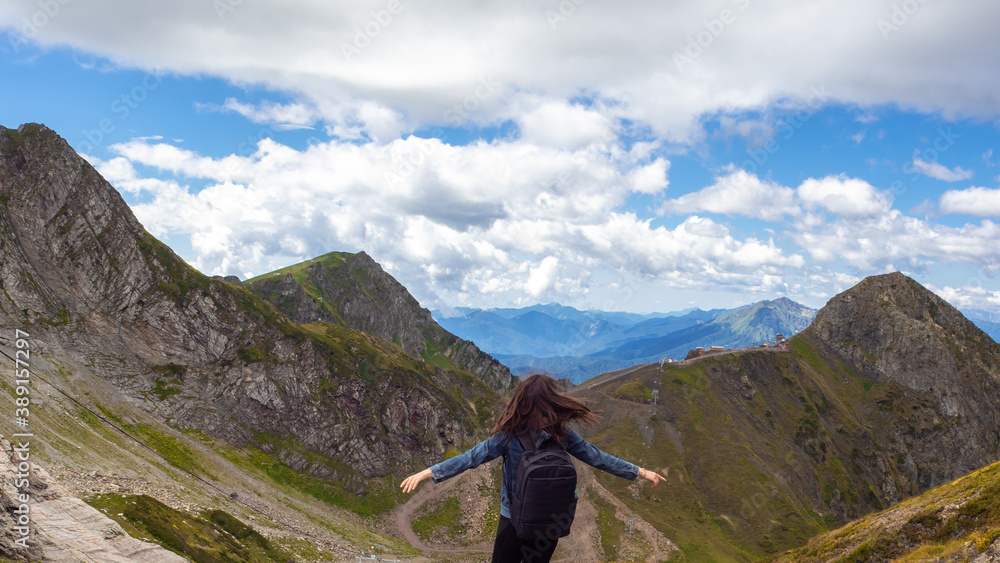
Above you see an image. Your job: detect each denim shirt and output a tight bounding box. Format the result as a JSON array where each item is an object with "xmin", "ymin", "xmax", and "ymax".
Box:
[{"xmin": 428, "ymin": 427, "xmax": 639, "ymax": 518}]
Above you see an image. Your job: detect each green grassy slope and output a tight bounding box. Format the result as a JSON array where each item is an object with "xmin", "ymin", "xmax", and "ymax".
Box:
[
  {"xmin": 568, "ymin": 333, "xmax": 987, "ymax": 561},
  {"xmin": 770, "ymin": 460, "xmax": 1000, "ymax": 562},
  {"xmin": 0, "ymin": 349, "xmax": 421, "ymax": 560},
  {"xmin": 84, "ymin": 494, "xmax": 296, "ymax": 563},
  {"xmin": 243, "ymin": 251, "xmax": 353, "ymax": 326}
]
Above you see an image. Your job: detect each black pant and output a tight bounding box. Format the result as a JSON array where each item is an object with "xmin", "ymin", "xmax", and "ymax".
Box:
[{"xmin": 491, "ymin": 516, "xmax": 559, "ymax": 563}]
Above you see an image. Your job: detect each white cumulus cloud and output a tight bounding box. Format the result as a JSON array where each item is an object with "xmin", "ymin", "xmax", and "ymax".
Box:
[
  {"xmin": 3, "ymin": 1, "xmax": 1000, "ymax": 143},
  {"xmin": 911, "ymin": 158, "xmax": 974, "ymax": 182},
  {"xmin": 940, "ymin": 187, "xmax": 1000, "ymax": 217},
  {"xmin": 797, "ymin": 175, "xmax": 891, "ymax": 219},
  {"xmin": 205, "ymin": 98, "xmax": 320, "ymax": 130},
  {"xmin": 661, "ymin": 168, "xmax": 797, "ymax": 221}
]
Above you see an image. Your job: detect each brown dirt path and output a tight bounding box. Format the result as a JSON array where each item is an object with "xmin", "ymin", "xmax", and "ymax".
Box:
[
  {"xmin": 393, "ymin": 469, "xmax": 493, "ymax": 559},
  {"xmin": 581, "ymin": 466, "xmax": 680, "ymax": 563}
]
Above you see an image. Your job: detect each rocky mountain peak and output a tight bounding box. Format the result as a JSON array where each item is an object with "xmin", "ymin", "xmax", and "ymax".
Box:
[
  {"xmin": 804, "ymin": 271, "xmax": 1000, "ymax": 392},
  {"xmin": 245, "ymin": 250, "xmax": 515, "ymax": 393},
  {"xmin": 1, "ymin": 123, "xmax": 155, "ymax": 324}
]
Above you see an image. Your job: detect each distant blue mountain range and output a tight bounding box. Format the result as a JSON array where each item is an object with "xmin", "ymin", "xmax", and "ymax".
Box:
[
  {"xmin": 433, "ymin": 298, "xmax": 817, "ymax": 383},
  {"xmin": 435, "ymin": 300, "xmax": 1000, "ymax": 384},
  {"xmin": 961, "ymin": 308, "xmax": 1000, "ymax": 343}
]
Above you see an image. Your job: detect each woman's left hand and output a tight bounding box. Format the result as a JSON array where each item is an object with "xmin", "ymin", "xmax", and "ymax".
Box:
[{"xmin": 400, "ymin": 468, "xmax": 432, "ymax": 493}]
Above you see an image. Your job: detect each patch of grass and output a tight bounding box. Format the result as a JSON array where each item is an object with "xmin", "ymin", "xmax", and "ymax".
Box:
[
  {"xmin": 613, "ymin": 380, "xmax": 655, "ymax": 402},
  {"xmin": 152, "ymin": 363, "xmax": 186, "ymax": 378},
  {"xmin": 419, "ymin": 337, "xmax": 460, "ymax": 372},
  {"xmin": 150, "ymin": 365, "xmax": 184, "ymax": 400},
  {"xmin": 788, "ymin": 335, "xmax": 824, "ymax": 371},
  {"xmin": 777, "ymin": 460, "xmax": 1000, "ymax": 562},
  {"xmin": 412, "ymin": 496, "xmax": 464, "ymax": 542},
  {"xmin": 220, "ymin": 442, "xmax": 405, "ymax": 517},
  {"xmin": 136, "ymin": 231, "xmax": 213, "ymax": 305},
  {"xmin": 84, "ymin": 493, "xmax": 294, "ymax": 563},
  {"xmin": 129, "ymin": 423, "xmax": 207, "ymax": 477},
  {"xmin": 664, "ymin": 362, "xmax": 710, "ymax": 392},
  {"xmin": 243, "ymin": 251, "xmax": 352, "ymax": 285},
  {"xmin": 95, "ymin": 404, "xmax": 124, "ymax": 425},
  {"xmin": 40, "ymin": 305, "xmax": 70, "ymax": 327},
  {"xmin": 590, "ymin": 489, "xmax": 627, "ymax": 561},
  {"xmin": 480, "ymin": 465, "xmax": 503, "ymax": 539},
  {"xmin": 238, "ymin": 346, "xmax": 267, "ymax": 363},
  {"xmin": 151, "ymin": 378, "xmax": 181, "ymax": 400},
  {"xmin": 273, "ymin": 537, "xmax": 330, "ymax": 561}
]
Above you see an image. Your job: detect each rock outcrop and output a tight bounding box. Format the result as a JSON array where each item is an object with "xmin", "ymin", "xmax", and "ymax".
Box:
[
  {"xmin": 246, "ymin": 251, "xmax": 514, "ymax": 393},
  {"xmin": 0, "ymin": 438, "xmax": 187, "ymax": 562},
  {"xmin": 0, "ymin": 123, "xmax": 501, "ymax": 481}
]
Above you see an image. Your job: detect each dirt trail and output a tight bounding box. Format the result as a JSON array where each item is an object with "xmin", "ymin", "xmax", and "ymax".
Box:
[
  {"xmin": 393, "ymin": 470, "xmax": 492, "ymax": 558},
  {"xmin": 549, "ymin": 469, "xmax": 602, "ymax": 563},
  {"xmin": 581, "ymin": 467, "xmax": 680, "ymax": 563},
  {"xmin": 570, "ymin": 344, "xmax": 792, "ymax": 396}
]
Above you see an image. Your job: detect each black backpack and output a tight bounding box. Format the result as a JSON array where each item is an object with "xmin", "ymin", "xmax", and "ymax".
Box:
[{"xmin": 510, "ymin": 432, "xmax": 577, "ymax": 540}]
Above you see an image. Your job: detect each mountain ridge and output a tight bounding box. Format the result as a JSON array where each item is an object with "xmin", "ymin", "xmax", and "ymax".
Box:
[
  {"xmin": 771, "ymin": 456, "xmax": 1000, "ymax": 561},
  {"xmin": 0, "ymin": 122, "xmax": 501, "ymax": 483},
  {"xmin": 560, "ymin": 272, "xmax": 1000, "ymax": 560},
  {"xmin": 244, "ymin": 249, "xmax": 514, "ymax": 393}
]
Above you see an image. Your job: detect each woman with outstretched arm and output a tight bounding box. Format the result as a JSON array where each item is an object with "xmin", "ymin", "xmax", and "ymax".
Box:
[{"xmin": 401, "ymin": 373, "xmax": 666, "ymax": 563}]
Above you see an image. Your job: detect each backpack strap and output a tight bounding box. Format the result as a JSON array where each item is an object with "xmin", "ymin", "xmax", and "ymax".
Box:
[{"xmin": 516, "ymin": 431, "xmax": 536, "ymax": 452}]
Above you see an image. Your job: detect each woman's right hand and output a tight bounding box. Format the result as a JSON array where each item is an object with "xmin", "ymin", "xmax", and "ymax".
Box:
[
  {"xmin": 638, "ymin": 467, "xmax": 667, "ymax": 488},
  {"xmin": 400, "ymin": 468, "xmax": 432, "ymax": 493}
]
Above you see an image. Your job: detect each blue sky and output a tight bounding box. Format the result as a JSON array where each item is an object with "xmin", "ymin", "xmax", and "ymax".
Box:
[{"xmin": 2, "ymin": 1, "xmax": 1000, "ymax": 318}]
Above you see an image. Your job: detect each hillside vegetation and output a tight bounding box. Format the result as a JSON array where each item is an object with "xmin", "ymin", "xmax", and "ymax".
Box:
[
  {"xmin": 567, "ymin": 276, "xmax": 1000, "ymax": 562},
  {"xmin": 771, "ymin": 459, "xmax": 1000, "ymax": 561}
]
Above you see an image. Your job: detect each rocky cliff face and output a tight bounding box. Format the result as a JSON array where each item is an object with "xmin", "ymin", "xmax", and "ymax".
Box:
[
  {"xmin": 0, "ymin": 123, "xmax": 501, "ymax": 482},
  {"xmin": 245, "ymin": 251, "xmax": 515, "ymax": 393},
  {"xmin": 803, "ymin": 272, "xmax": 1000, "ymax": 490}
]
